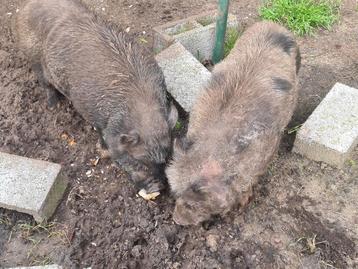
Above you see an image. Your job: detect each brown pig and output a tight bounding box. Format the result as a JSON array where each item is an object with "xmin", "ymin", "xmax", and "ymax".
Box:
[
  {"xmin": 166, "ymin": 21, "xmax": 301, "ymax": 225},
  {"xmin": 15, "ymin": 0, "xmax": 178, "ymax": 193}
]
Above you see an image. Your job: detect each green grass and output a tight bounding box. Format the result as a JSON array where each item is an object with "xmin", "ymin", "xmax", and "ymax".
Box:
[
  {"xmin": 197, "ymin": 16, "xmax": 215, "ymax": 26},
  {"xmin": 224, "ymin": 27, "xmax": 240, "ymax": 57},
  {"xmin": 174, "ymin": 121, "xmax": 182, "ymax": 131},
  {"xmin": 259, "ymin": 0, "xmax": 340, "ymax": 35},
  {"xmin": 167, "ymin": 22, "xmax": 196, "ymax": 36},
  {"xmin": 287, "ymin": 123, "xmax": 303, "ymax": 134},
  {"xmin": 347, "ymin": 159, "xmax": 356, "ymax": 167}
]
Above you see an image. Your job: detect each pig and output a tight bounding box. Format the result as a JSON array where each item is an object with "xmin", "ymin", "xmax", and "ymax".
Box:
[
  {"xmin": 166, "ymin": 21, "xmax": 301, "ymax": 225},
  {"xmin": 15, "ymin": 0, "xmax": 178, "ymax": 193}
]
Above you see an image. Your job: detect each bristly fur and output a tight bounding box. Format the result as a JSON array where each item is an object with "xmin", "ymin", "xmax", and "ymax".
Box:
[
  {"xmin": 166, "ymin": 21, "xmax": 301, "ymax": 225},
  {"xmin": 16, "ymin": 0, "xmax": 178, "ymax": 193}
]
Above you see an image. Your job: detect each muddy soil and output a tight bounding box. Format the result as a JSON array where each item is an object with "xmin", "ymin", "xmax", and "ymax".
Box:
[{"xmin": 1, "ymin": 0, "xmax": 358, "ymax": 268}]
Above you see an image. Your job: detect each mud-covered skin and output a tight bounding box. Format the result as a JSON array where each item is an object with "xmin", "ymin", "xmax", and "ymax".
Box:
[
  {"xmin": 166, "ymin": 21, "xmax": 301, "ymax": 225},
  {"xmin": 15, "ymin": 0, "xmax": 177, "ymax": 192}
]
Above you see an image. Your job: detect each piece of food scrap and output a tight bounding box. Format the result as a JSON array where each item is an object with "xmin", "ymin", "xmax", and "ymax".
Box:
[{"xmin": 138, "ymin": 189, "xmax": 160, "ymax": 200}]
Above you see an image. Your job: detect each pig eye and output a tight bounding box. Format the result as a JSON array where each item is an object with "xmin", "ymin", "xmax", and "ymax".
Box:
[{"xmin": 190, "ymin": 183, "xmax": 202, "ymax": 193}]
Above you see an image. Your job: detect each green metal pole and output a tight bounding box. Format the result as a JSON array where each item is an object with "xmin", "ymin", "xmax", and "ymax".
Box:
[{"xmin": 212, "ymin": 0, "xmax": 230, "ymax": 64}]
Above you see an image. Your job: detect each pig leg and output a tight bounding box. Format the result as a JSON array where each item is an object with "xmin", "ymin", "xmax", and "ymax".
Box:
[
  {"xmin": 32, "ymin": 63, "xmax": 61, "ymax": 109},
  {"xmin": 46, "ymin": 87, "xmax": 61, "ymax": 109},
  {"xmin": 96, "ymin": 128, "xmax": 111, "ymax": 159},
  {"xmin": 238, "ymin": 186, "xmax": 253, "ymax": 212}
]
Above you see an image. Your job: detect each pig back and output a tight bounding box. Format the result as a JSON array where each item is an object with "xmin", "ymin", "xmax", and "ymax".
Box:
[
  {"xmin": 39, "ymin": 2, "xmax": 167, "ymax": 130},
  {"xmin": 189, "ymin": 21, "xmax": 299, "ymax": 138}
]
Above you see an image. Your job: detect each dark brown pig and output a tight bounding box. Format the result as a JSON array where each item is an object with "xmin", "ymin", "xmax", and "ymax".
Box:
[
  {"xmin": 166, "ymin": 21, "xmax": 301, "ymax": 225},
  {"xmin": 15, "ymin": 0, "xmax": 178, "ymax": 193}
]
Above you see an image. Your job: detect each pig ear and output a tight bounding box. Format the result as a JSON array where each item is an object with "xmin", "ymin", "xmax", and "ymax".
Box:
[
  {"xmin": 168, "ymin": 102, "xmax": 178, "ymax": 130},
  {"xmin": 119, "ymin": 131, "xmax": 139, "ymax": 146}
]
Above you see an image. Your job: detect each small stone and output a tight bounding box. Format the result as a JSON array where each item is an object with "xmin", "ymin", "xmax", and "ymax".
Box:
[
  {"xmin": 78, "ymin": 186, "xmax": 85, "ymax": 195},
  {"xmin": 206, "ymin": 234, "xmax": 219, "ymax": 252},
  {"xmin": 272, "ymin": 234, "xmax": 282, "ymax": 246},
  {"xmin": 131, "ymin": 245, "xmax": 142, "ymax": 258}
]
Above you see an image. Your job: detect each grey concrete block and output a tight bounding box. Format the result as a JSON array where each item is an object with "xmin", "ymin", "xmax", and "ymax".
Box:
[
  {"xmin": 7, "ymin": 265, "xmax": 62, "ymax": 269},
  {"xmin": 153, "ymin": 12, "xmax": 239, "ymax": 60},
  {"xmin": 6, "ymin": 264, "xmax": 91, "ymax": 269},
  {"xmin": 156, "ymin": 42, "xmax": 211, "ymax": 112},
  {"xmin": 293, "ymin": 83, "xmax": 358, "ymax": 167},
  {"xmin": 0, "ymin": 152, "xmax": 68, "ymax": 222}
]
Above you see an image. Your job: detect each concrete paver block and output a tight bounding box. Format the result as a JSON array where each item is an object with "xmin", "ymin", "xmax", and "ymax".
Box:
[
  {"xmin": 153, "ymin": 12, "xmax": 239, "ymax": 60},
  {"xmin": 6, "ymin": 264, "xmax": 91, "ymax": 269},
  {"xmin": 8, "ymin": 265, "xmax": 62, "ymax": 269},
  {"xmin": 156, "ymin": 42, "xmax": 211, "ymax": 112},
  {"xmin": 0, "ymin": 152, "xmax": 68, "ymax": 222},
  {"xmin": 293, "ymin": 83, "xmax": 358, "ymax": 167}
]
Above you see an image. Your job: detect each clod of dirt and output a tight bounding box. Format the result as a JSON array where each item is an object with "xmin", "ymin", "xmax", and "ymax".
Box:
[{"xmin": 206, "ymin": 234, "xmax": 219, "ymax": 252}]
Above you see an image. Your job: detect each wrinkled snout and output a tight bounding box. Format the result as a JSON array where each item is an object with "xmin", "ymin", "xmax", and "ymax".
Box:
[
  {"xmin": 130, "ymin": 162, "xmax": 167, "ymax": 193},
  {"xmin": 173, "ymin": 199, "xmax": 206, "ymax": 226}
]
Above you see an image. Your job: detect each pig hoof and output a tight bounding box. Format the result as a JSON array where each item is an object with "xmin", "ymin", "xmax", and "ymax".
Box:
[
  {"xmin": 96, "ymin": 141, "xmax": 111, "ymax": 159},
  {"xmin": 98, "ymin": 148, "xmax": 111, "ymax": 159},
  {"xmin": 47, "ymin": 98, "xmax": 60, "ymax": 110},
  {"xmin": 238, "ymin": 190, "xmax": 254, "ymax": 212}
]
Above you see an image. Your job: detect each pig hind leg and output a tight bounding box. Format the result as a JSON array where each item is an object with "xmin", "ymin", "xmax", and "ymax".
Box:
[
  {"xmin": 96, "ymin": 128, "xmax": 111, "ymax": 159},
  {"xmin": 32, "ymin": 63, "xmax": 62, "ymax": 109}
]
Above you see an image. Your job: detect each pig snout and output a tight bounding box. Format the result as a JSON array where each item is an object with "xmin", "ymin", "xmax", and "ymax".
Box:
[
  {"xmin": 131, "ymin": 162, "xmax": 167, "ymax": 193},
  {"xmin": 173, "ymin": 198, "xmax": 208, "ymax": 226}
]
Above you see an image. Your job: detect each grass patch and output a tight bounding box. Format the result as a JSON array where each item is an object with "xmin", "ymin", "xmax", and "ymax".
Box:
[
  {"xmin": 174, "ymin": 121, "xmax": 182, "ymax": 131},
  {"xmin": 166, "ymin": 22, "xmax": 196, "ymax": 36},
  {"xmin": 287, "ymin": 123, "xmax": 303, "ymax": 134},
  {"xmin": 347, "ymin": 159, "xmax": 356, "ymax": 167},
  {"xmin": 29, "ymin": 255, "xmax": 53, "ymax": 266},
  {"xmin": 0, "ymin": 216, "xmax": 12, "ymax": 226},
  {"xmin": 224, "ymin": 27, "xmax": 240, "ymax": 57},
  {"xmin": 197, "ymin": 16, "xmax": 215, "ymax": 26},
  {"xmin": 259, "ymin": 0, "xmax": 340, "ymax": 35}
]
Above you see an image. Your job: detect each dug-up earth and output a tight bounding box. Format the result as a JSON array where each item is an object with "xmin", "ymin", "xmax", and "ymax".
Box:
[{"xmin": 1, "ymin": 0, "xmax": 358, "ymax": 268}]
